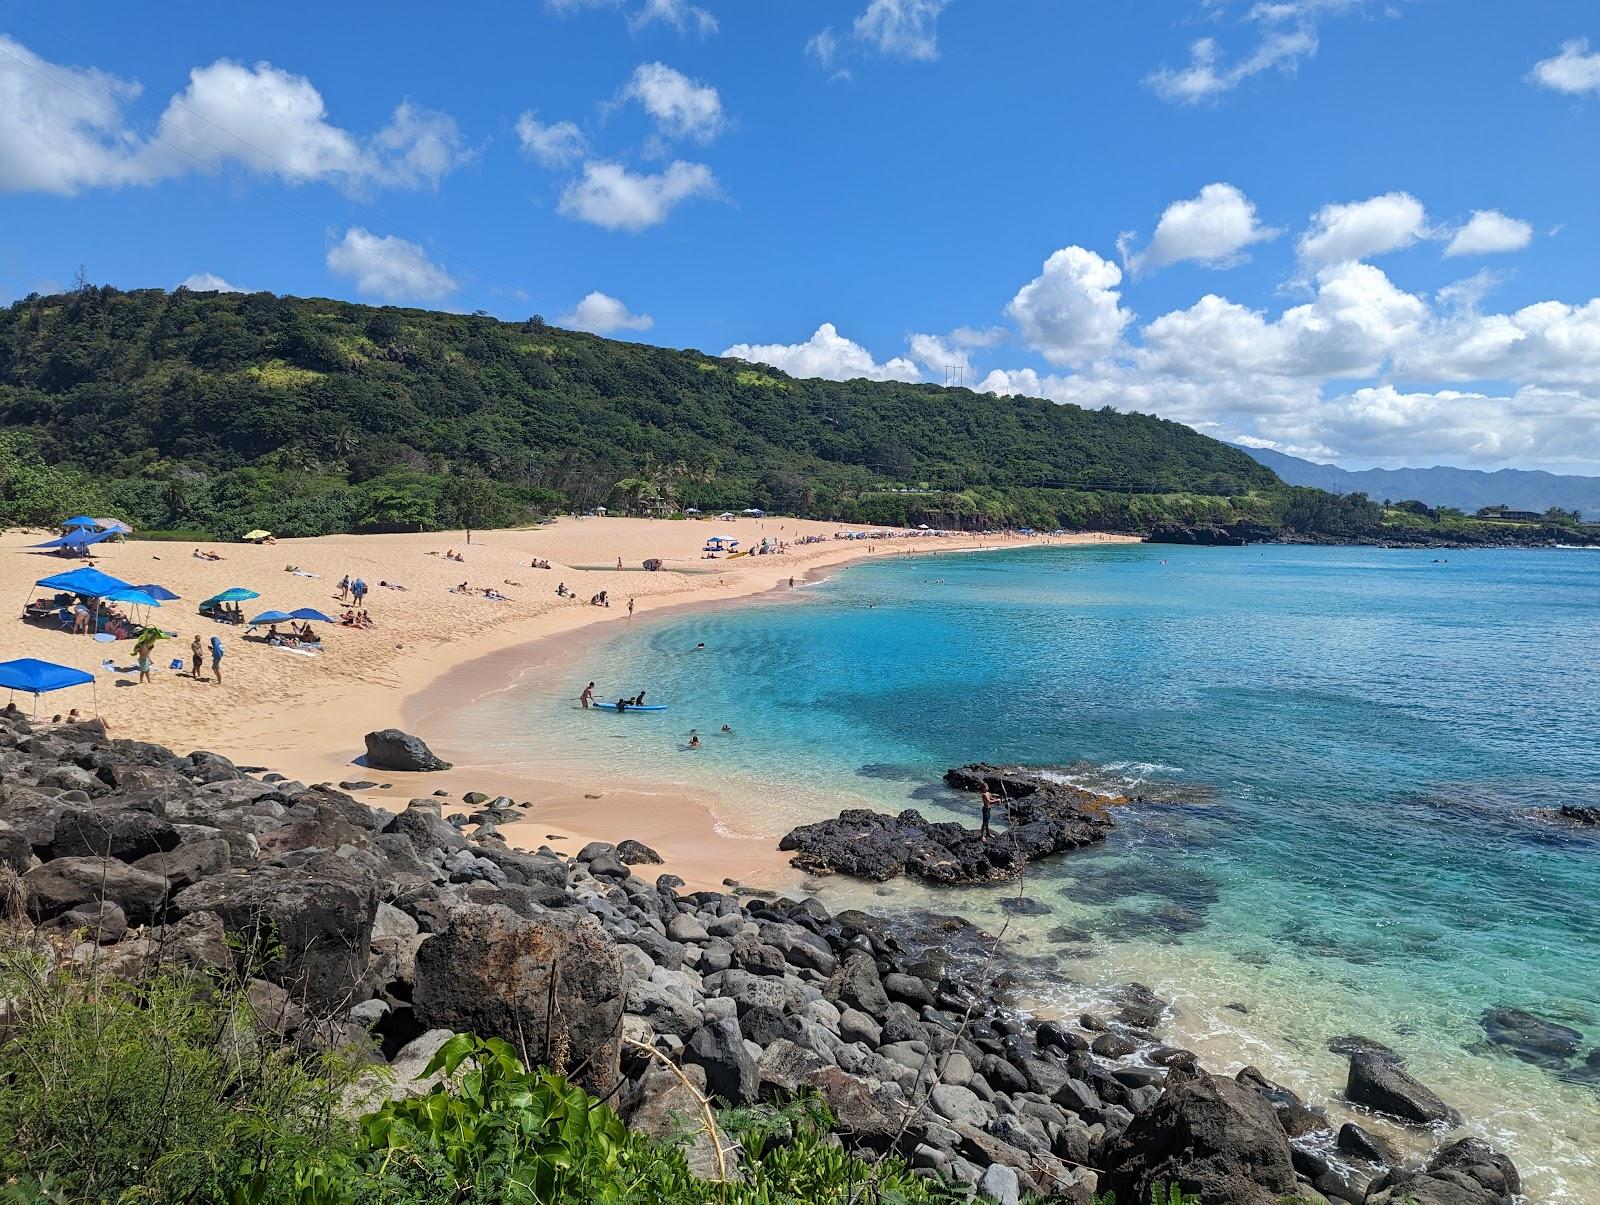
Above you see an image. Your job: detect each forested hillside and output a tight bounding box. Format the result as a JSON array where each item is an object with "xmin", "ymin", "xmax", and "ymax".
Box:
[{"xmin": 0, "ymin": 284, "xmax": 1280, "ymax": 538}]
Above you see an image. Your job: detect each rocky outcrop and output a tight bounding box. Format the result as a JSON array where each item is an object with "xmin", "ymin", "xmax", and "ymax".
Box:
[
  {"xmin": 779, "ymin": 767, "xmax": 1112, "ymax": 884},
  {"xmin": 363, "ymin": 729, "xmax": 452, "ymax": 772},
  {"xmin": 1365, "ymin": 1137, "xmax": 1521, "ymax": 1204}
]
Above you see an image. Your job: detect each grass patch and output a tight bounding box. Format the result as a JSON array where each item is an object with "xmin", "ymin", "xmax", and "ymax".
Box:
[
  {"xmin": 243, "ymin": 360, "xmax": 326, "ymax": 389},
  {"xmin": 735, "ymin": 370, "xmax": 787, "ymax": 389}
]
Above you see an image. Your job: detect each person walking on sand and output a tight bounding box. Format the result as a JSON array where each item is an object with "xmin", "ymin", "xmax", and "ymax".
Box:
[
  {"xmin": 209, "ymin": 634, "xmax": 224, "ymax": 685},
  {"xmin": 191, "ymin": 635, "xmax": 204, "ymax": 681},
  {"xmin": 617, "ymin": 556, "xmax": 623, "ymax": 570},
  {"xmin": 137, "ymin": 648, "xmax": 152, "ymax": 684},
  {"xmin": 580, "ymin": 681, "xmax": 595, "ymax": 709},
  {"xmin": 628, "ymin": 598, "xmax": 635, "ymax": 618}
]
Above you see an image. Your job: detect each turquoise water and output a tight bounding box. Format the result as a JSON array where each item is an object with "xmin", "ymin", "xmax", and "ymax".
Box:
[{"xmin": 451, "ymin": 544, "xmax": 1600, "ymax": 1197}]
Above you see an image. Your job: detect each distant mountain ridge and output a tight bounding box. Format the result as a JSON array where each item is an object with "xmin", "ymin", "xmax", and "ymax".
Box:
[{"xmin": 1237, "ymin": 445, "xmax": 1600, "ymax": 517}]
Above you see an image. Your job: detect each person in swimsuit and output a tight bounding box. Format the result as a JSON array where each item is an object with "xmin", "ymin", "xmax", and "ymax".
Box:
[{"xmin": 580, "ymin": 682, "xmax": 595, "ymax": 709}]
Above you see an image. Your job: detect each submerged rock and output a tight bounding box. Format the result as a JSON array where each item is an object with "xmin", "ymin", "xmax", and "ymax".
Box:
[{"xmin": 1479, "ymin": 1006, "xmax": 1583, "ymax": 1067}]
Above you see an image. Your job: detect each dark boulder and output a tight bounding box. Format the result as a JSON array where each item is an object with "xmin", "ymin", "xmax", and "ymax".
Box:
[
  {"xmin": 363, "ymin": 729, "xmax": 451, "ymax": 773},
  {"xmin": 1365, "ymin": 1137, "xmax": 1520, "ymax": 1205},
  {"xmin": 413, "ymin": 904, "xmax": 625, "ymax": 1095},
  {"xmin": 383, "ymin": 799, "xmax": 469, "ymax": 857},
  {"xmin": 1100, "ymin": 1068, "xmax": 1298, "ymax": 1205},
  {"xmin": 133, "ymin": 837, "xmax": 231, "ymax": 892},
  {"xmin": 46, "ymin": 805, "xmax": 181, "ymax": 863},
  {"xmin": 173, "ymin": 856, "xmax": 379, "ymax": 1012},
  {"xmin": 684, "ymin": 1017, "xmax": 759, "ymax": 1105},
  {"xmin": 616, "ymin": 839, "xmax": 663, "ymax": 865},
  {"xmin": 0, "ymin": 819, "xmax": 30, "ymax": 873},
  {"xmin": 22, "ymin": 855, "xmax": 171, "ymax": 925},
  {"xmin": 1234, "ymin": 1066, "xmax": 1326, "ymax": 1137},
  {"xmin": 1335, "ymin": 1121, "xmax": 1393, "ymax": 1164},
  {"xmin": 1479, "ymin": 1006, "xmax": 1583, "ymax": 1067},
  {"xmin": 1345, "ymin": 1052, "xmax": 1459, "ymax": 1126},
  {"xmin": 1113, "ymin": 982, "xmax": 1168, "ymax": 1030},
  {"xmin": 826, "ymin": 951, "xmax": 891, "ymax": 1019}
]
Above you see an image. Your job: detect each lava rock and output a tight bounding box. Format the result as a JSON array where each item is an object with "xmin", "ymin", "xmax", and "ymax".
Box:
[
  {"xmin": 1345, "ymin": 1052, "xmax": 1459, "ymax": 1126},
  {"xmin": 363, "ymin": 729, "xmax": 451, "ymax": 773},
  {"xmin": 1479, "ymin": 1006, "xmax": 1583, "ymax": 1067}
]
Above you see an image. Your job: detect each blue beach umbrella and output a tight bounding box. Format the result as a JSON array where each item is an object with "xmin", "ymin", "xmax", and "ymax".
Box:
[
  {"xmin": 206, "ymin": 587, "xmax": 261, "ymax": 603},
  {"xmin": 288, "ymin": 608, "xmax": 334, "ymax": 622},
  {"xmin": 61, "ymin": 516, "xmax": 99, "ymax": 529},
  {"xmin": 103, "ymin": 588, "xmax": 162, "ymax": 608},
  {"xmin": 135, "ymin": 584, "xmax": 181, "ymax": 601},
  {"xmin": 247, "ymin": 610, "xmax": 296, "ymax": 625}
]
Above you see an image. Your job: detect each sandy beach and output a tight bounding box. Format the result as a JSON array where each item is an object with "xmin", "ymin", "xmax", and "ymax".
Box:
[{"xmin": 2, "ymin": 519, "xmax": 1133, "ymax": 887}]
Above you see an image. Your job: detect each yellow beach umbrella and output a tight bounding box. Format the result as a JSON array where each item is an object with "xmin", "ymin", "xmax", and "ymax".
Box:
[{"xmin": 242, "ymin": 529, "xmax": 273, "ymax": 542}]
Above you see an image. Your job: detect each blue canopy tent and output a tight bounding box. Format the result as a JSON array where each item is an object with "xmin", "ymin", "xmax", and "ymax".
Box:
[
  {"xmin": 0, "ymin": 658, "xmax": 96, "ymax": 718},
  {"xmin": 289, "ymin": 608, "xmax": 334, "ymax": 622},
  {"xmin": 29, "ymin": 529, "xmax": 116, "ymax": 552},
  {"xmin": 34, "ymin": 566, "xmax": 135, "ymax": 597},
  {"xmin": 135, "ymin": 584, "xmax": 180, "ymax": 601}
]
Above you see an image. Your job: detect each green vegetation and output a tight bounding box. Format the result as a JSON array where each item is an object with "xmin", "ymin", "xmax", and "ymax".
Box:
[
  {"xmin": 0, "ymin": 936, "xmax": 966, "ymax": 1204},
  {"xmin": 0, "ymin": 284, "xmax": 1278, "ymax": 538}
]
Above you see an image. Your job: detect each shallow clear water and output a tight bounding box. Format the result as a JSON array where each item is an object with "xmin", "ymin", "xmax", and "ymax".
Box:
[{"xmin": 451, "ymin": 543, "xmax": 1600, "ymax": 1198}]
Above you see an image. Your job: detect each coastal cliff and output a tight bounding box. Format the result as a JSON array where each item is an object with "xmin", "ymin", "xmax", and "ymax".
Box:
[{"xmin": 0, "ymin": 715, "xmax": 1528, "ymax": 1203}]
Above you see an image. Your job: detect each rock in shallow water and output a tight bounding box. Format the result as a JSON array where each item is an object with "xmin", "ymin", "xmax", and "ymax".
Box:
[
  {"xmin": 1345, "ymin": 1052, "xmax": 1459, "ymax": 1126},
  {"xmin": 1479, "ymin": 1006, "xmax": 1583, "ymax": 1067}
]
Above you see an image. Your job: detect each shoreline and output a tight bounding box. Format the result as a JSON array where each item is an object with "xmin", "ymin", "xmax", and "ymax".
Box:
[{"xmin": 0, "ymin": 521, "xmax": 1132, "ymax": 891}]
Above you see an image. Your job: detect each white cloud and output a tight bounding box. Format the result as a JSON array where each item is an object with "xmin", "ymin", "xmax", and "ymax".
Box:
[
  {"xmin": 178, "ymin": 272, "xmax": 242, "ymax": 292},
  {"xmin": 852, "ymin": 0, "xmax": 950, "ymax": 62},
  {"xmin": 1297, "ymin": 191, "xmax": 1429, "ymax": 267},
  {"xmin": 516, "ymin": 112, "xmax": 587, "ymax": 167},
  {"xmin": 722, "ymin": 323, "xmax": 922, "ymax": 382},
  {"xmin": 1146, "ymin": 28, "xmax": 1317, "ymax": 104},
  {"xmin": 1005, "ymin": 247, "xmax": 1133, "ymax": 367},
  {"xmin": 150, "ymin": 61, "xmax": 469, "ymax": 191},
  {"xmin": 0, "ymin": 40, "xmax": 470, "ymax": 196},
  {"xmin": 621, "ymin": 63, "xmax": 725, "ymax": 143},
  {"xmin": 1443, "ymin": 209, "xmax": 1533, "ymax": 258},
  {"xmin": 630, "ymin": 0, "xmax": 717, "ymax": 36},
  {"xmin": 560, "ymin": 290, "xmax": 654, "ymax": 334},
  {"xmin": 0, "ymin": 35, "xmax": 147, "ymax": 194},
  {"xmin": 807, "ymin": 28, "xmax": 841, "ymax": 69},
  {"xmin": 325, "ymin": 228, "xmax": 457, "ymax": 301},
  {"xmin": 557, "ymin": 159, "xmax": 717, "ymax": 230},
  {"xmin": 1122, "ymin": 182, "xmax": 1280, "ymax": 273},
  {"xmin": 1528, "ymin": 38, "xmax": 1600, "ymax": 95}
]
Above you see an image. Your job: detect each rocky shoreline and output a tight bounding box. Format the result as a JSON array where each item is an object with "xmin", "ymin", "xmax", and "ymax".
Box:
[
  {"xmin": 1146, "ymin": 520, "xmax": 1600, "ymax": 550},
  {"xmin": 0, "ymin": 718, "xmax": 1530, "ymax": 1204}
]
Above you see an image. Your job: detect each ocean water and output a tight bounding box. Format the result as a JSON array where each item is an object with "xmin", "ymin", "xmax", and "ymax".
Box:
[{"xmin": 449, "ymin": 544, "xmax": 1600, "ymax": 1198}]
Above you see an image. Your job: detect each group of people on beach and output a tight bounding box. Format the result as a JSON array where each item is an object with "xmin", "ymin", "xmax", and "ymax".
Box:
[
  {"xmin": 339, "ymin": 609, "xmax": 376, "ymax": 628},
  {"xmin": 336, "ymin": 575, "xmax": 369, "ymax": 605}
]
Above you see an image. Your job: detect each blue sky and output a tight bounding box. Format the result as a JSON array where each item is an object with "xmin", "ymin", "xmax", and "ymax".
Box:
[{"xmin": 3, "ymin": 0, "xmax": 1600, "ymax": 471}]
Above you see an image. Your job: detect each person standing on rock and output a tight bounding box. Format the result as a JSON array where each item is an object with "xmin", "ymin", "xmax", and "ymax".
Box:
[
  {"xmin": 580, "ymin": 682, "xmax": 595, "ymax": 709},
  {"xmin": 980, "ymin": 788, "xmax": 998, "ymax": 843}
]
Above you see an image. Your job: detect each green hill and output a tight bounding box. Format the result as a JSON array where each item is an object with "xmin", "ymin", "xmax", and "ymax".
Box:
[{"xmin": 0, "ymin": 283, "xmax": 1323, "ymax": 539}]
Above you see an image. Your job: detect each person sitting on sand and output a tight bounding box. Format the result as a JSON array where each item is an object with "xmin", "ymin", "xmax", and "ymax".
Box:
[
  {"xmin": 66, "ymin": 709, "xmax": 81, "ymax": 723},
  {"xmin": 358, "ymin": 610, "xmax": 374, "ymax": 628},
  {"xmin": 452, "ymin": 582, "xmax": 469, "ymax": 594}
]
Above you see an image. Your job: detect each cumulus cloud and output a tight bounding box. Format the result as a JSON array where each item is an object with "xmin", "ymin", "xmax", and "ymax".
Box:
[
  {"xmin": 178, "ymin": 272, "xmax": 242, "ymax": 292},
  {"xmin": 1121, "ymin": 182, "xmax": 1280, "ymax": 273},
  {"xmin": 722, "ymin": 323, "xmax": 922, "ymax": 382},
  {"xmin": 560, "ymin": 290, "xmax": 654, "ymax": 334},
  {"xmin": 325, "ymin": 228, "xmax": 457, "ymax": 301},
  {"xmin": 1443, "ymin": 209, "xmax": 1533, "ymax": 258},
  {"xmin": 557, "ymin": 159, "xmax": 717, "ymax": 230},
  {"xmin": 1297, "ymin": 192, "xmax": 1429, "ymax": 267},
  {"xmin": 516, "ymin": 112, "xmax": 587, "ymax": 168},
  {"xmin": 0, "ymin": 38, "xmax": 470, "ymax": 196},
  {"xmin": 853, "ymin": 0, "xmax": 951, "ymax": 61},
  {"xmin": 1005, "ymin": 247, "xmax": 1133, "ymax": 367},
  {"xmin": 0, "ymin": 35, "xmax": 147, "ymax": 194},
  {"xmin": 1528, "ymin": 38, "xmax": 1600, "ymax": 95},
  {"xmin": 621, "ymin": 63, "xmax": 725, "ymax": 143},
  {"xmin": 150, "ymin": 61, "xmax": 469, "ymax": 191}
]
